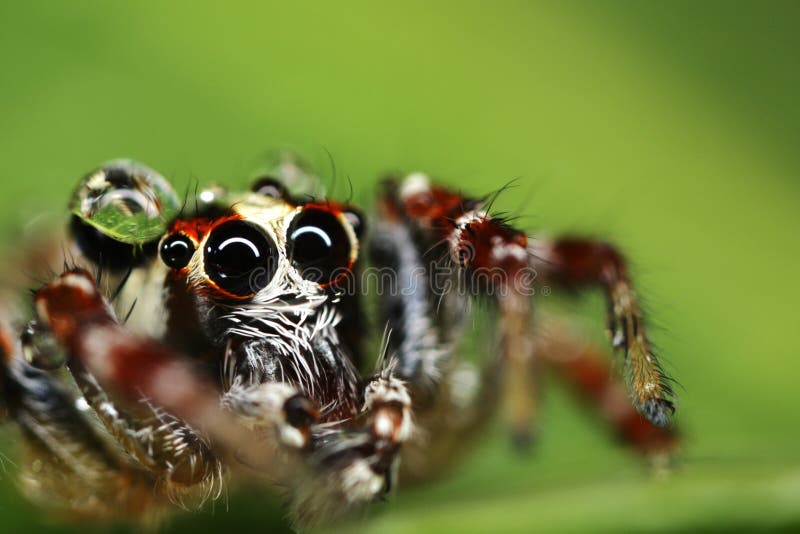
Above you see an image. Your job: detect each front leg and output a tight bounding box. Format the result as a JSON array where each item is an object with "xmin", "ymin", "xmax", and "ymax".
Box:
[
  {"xmin": 0, "ymin": 321, "xmax": 163, "ymax": 519},
  {"xmin": 285, "ymin": 369, "xmax": 412, "ymax": 527},
  {"xmin": 536, "ymin": 318, "xmax": 678, "ymax": 463},
  {"xmin": 532, "ymin": 238, "xmax": 676, "ymax": 426},
  {"xmin": 35, "ymin": 268, "xmax": 414, "ymax": 528},
  {"xmin": 32, "ymin": 271, "xmax": 225, "ymax": 501},
  {"xmin": 222, "ymin": 340, "xmax": 414, "ymax": 527}
]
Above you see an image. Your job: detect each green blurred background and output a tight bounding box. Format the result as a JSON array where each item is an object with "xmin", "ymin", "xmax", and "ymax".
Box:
[{"xmin": 1, "ymin": 1, "xmax": 799, "ymax": 532}]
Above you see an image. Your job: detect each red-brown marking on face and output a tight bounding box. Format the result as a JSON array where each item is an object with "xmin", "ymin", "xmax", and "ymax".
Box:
[
  {"xmin": 300, "ymin": 201, "xmax": 350, "ymax": 215},
  {"xmin": 169, "ymin": 218, "xmax": 215, "ymax": 243},
  {"xmin": 194, "ymin": 280, "xmax": 256, "ymax": 301},
  {"xmin": 167, "ymin": 214, "xmax": 242, "ymax": 245},
  {"xmin": 164, "ymin": 216, "xmax": 250, "ymax": 301}
]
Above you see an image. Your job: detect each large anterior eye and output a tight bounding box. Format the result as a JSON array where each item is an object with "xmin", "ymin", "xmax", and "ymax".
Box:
[
  {"xmin": 287, "ymin": 208, "xmax": 352, "ymax": 285},
  {"xmin": 204, "ymin": 220, "xmax": 277, "ymax": 297}
]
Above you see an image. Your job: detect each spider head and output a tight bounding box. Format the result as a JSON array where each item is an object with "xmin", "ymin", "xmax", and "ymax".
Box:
[
  {"xmin": 68, "ymin": 161, "xmax": 364, "ymax": 348},
  {"xmin": 158, "ymin": 179, "xmax": 363, "ymax": 305}
]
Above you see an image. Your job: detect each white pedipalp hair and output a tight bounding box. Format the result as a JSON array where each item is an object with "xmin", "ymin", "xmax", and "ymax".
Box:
[
  {"xmin": 213, "ymin": 262, "xmax": 347, "ymax": 399},
  {"xmin": 217, "ymin": 285, "xmax": 341, "ymax": 397}
]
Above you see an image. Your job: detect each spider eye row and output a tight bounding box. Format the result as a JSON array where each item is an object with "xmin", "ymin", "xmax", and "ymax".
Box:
[{"xmin": 158, "ymin": 207, "xmax": 355, "ymax": 297}]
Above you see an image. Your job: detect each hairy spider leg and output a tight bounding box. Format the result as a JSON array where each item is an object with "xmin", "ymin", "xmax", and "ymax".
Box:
[
  {"xmin": 371, "ymin": 174, "xmax": 538, "ymax": 454},
  {"xmin": 33, "ymin": 268, "xmax": 414, "ymax": 528},
  {"xmin": 530, "ymin": 238, "xmax": 676, "ymax": 427},
  {"xmin": 33, "ymin": 271, "xmax": 225, "ymax": 502},
  {"xmin": 371, "ymin": 173, "xmax": 678, "ymax": 479},
  {"xmin": 0, "ymin": 312, "xmax": 170, "ymax": 520},
  {"xmin": 536, "ymin": 318, "xmax": 678, "ymax": 459}
]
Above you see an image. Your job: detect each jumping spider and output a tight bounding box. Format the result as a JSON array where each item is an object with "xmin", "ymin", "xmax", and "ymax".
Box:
[{"xmin": 0, "ymin": 156, "xmax": 677, "ymax": 529}]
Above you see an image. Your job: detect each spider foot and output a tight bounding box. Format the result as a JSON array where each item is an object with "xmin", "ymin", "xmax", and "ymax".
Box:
[
  {"xmin": 223, "ymin": 382, "xmax": 319, "ymax": 449},
  {"xmin": 363, "ymin": 375, "xmax": 413, "ymax": 444}
]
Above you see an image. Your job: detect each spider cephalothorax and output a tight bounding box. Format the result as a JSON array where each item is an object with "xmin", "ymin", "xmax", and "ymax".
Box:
[
  {"xmin": 0, "ymin": 155, "xmax": 678, "ymax": 529},
  {"xmin": 157, "ymin": 186, "xmax": 365, "ymax": 421}
]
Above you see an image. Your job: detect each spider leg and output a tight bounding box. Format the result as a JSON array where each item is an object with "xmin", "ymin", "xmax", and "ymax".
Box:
[
  {"xmin": 219, "ymin": 337, "xmax": 414, "ymax": 527},
  {"xmin": 371, "ymin": 175, "xmax": 538, "ymax": 444},
  {"xmin": 34, "ymin": 268, "xmax": 413, "ymax": 528},
  {"xmin": 31, "ymin": 270, "xmax": 226, "ymax": 506},
  {"xmin": 371, "ymin": 174, "xmax": 678, "ymax": 481},
  {"xmin": 282, "ymin": 369, "xmax": 412, "ymax": 528},
  {"xmin": 369, "ymin": 184, "xmax": 451, "ymax": 394},
  {"xmin": 0, "ymin": 314, "xmax": 164, "ymax": 520},
  {"xmin": 530, "ymin": 238, "xmax": 676, "ymax": 426},
  {"xmin": 536, "ymin": 318, "xmax": 678, "ymax": 462}
]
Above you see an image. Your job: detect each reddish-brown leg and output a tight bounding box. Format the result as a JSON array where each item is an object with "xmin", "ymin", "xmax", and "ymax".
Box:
[
  {"xmin": 536, "ymin": 319, "xmax": 678, "ymax": 460},
  {"xmin": 372, "ymin": 173, "xmax": 677, "ymax": 483},
  {"xmin": 33, "ymin": 269, "xmax": 414, "ymax": 527},
  {"xmin": 0, "ymin": 312, "xmax": 170, "ymax": 519},
  {"xmin": 373, "ymin": 175, "xmax": 539, "ymax": 444},
  {"xmin": 531, "ymin": 238, "xmax": 676, "ymax": 426}
]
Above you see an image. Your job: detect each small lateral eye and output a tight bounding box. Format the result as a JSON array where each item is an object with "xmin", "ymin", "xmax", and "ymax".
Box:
[
  {"xmin": 287, "ymin": 208, "xmax": 352, "ymax": 285},
  {"xmin": 204, "ymin": 220, "xmax": 277, "ymax": 297},
  {"xmin": 251, "ymin": 177, "xmax": 288, "ymax": 200},
  {"xmin": 160, "ymin": 234, "xmax": 196, "ymax": 269}
]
